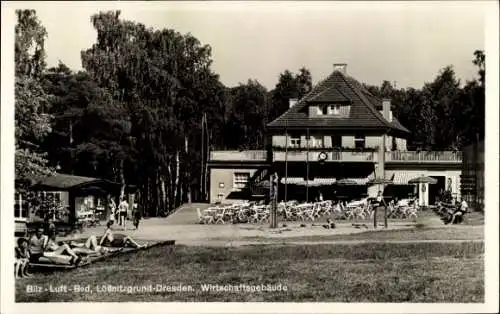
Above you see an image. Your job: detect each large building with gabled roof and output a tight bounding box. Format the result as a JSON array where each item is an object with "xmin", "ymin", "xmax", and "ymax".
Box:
[{"xmin": 208, "ymin": 64, "xmax": 463, "ymax": 206}]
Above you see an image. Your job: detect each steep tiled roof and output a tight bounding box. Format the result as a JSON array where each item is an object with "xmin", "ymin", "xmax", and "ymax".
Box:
[
  {"xmin": 307, "ymin": 86, "xmax": 350, "ymax": 103},
  {"xmin": 267, "ymin": 70, "xmax": 410, "ymax": 134}
]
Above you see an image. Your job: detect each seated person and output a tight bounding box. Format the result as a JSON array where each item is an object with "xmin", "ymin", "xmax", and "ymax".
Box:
[
  {"xmin": 29, "ymin": 228, "xmax": 48, "ymax": 263},
  {"xmin": 98, "ymin": 221, "xmax": 144, "ymax": 248},
  {"xmin": 30, "ymin": 228, "xmax": 82, "ymax": 265},
  {"xmin": 447, "ymin": 199, "xmax": 468, "ymax": 224},
  {"xmin": 15, "ymin": 238, "xmax": 32, "ymax": 278}
]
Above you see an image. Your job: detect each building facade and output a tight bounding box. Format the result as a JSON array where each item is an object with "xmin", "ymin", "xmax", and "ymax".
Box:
[{"xmin": 208, "ymin": 64, "xmax": 462, "ymax": 205}]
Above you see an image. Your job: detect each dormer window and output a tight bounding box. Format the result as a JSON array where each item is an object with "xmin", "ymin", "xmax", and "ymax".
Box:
[
  {"xmin": 316, "ymin": 104, "xmax": 342, "ymax": 116},
  {"xmin": 329, "ymin": 104, "xmax": 340, "ymax": 115}
]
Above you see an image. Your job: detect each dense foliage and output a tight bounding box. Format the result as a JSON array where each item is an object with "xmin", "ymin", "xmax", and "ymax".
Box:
[{"xmin": 15, "ymin": 10, "xmax": 485, "ymax": 215}]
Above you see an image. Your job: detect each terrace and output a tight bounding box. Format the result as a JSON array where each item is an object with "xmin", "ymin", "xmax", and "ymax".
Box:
[{"xmin": 209, "ymin": 150, "xmax": 462, "ymax": 164}]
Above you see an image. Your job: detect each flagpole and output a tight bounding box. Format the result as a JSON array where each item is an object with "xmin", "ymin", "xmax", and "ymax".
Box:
[
  {"xmin": 285, "ymin": 118, "xmax": 288, "ymax": 202},
  {"xmin": 306, "ymin": 128, "xmax": 310, "ymax": 202}
]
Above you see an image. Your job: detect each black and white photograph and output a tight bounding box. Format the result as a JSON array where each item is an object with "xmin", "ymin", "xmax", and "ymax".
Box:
[{"xmin": 1, "ymin": 1, "xmax": 498, "ymax": 313}]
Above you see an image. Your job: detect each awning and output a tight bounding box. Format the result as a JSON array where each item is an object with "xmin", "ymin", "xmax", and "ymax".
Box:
[
  {"xmin": 392, "ymin": 172, "xmax": 414, "ymax": 185},
  {"xmin": 280, "ymin": 177, "xmax": 336, "ymax": 186},
  {"xmin": 280, "ymin": 177, "xmax": 305, "ymax": 185},
  {"xmin": 311, "ymin": 178, "xmax": 336, "ymax": 186}
]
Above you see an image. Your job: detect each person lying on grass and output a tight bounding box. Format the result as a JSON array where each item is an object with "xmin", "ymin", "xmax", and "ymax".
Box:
[
  {"xmin": 68, "ymin": 235, "xmax": 112, "ymax": 255},
  {"xmin": 15, "ymin": 238, "xmax": 32, "ymax": 278},
  {"xmin": 44, "ymin": 235, "xmax": 84, "ymax": 265},
  {"xmin": 98, "ymin": 221, "xmax": 145, "ymax": 248}
]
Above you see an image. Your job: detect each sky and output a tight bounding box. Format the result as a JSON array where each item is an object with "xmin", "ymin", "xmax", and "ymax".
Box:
[{"xmin": 6, "ymin": 1, "xmax": 488, "ymax": 89}]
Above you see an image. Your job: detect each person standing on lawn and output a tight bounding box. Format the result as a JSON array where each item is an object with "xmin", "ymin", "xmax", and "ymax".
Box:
[
  {"xmin": 109, "ymin": 195, "xmax": 117, "ymax": 224},
  {"xmin": 43, "ymin": 215, "xmax": 56, "ymax": 240},
  {"xmin": 118, "ymin": 197, "xmax": 129, "ymax": 230},
  {"xmin": 132, "ymin": 202, "xmax": 142, "ymax": 230}
]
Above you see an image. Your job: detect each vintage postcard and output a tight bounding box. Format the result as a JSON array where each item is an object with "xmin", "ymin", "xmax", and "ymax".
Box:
[{"xmin": 1, "ymin": 1, "xmax": 498, "ymax": 313}]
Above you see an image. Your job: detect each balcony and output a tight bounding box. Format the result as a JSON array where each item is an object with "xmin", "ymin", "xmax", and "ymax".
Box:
[
  {"xmin": 273, "ymin": 151, "xmax": 375, "ymax": 162},
  {"xmin": 209, "ymin": 150, "xmax": 268, "ymax": 162},
  {"xmin": 209, "ymin": 150, "xmax": 463, "ymax": 164},
  {"xmin": 385, "ymin": 151, "xmax": 462, "ymax": 163}
]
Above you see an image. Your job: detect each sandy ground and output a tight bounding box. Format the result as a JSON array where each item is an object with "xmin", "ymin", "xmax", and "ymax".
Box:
[{"xmin": 57, "ymin": 203, "xmax": 472, "ymax": 246}]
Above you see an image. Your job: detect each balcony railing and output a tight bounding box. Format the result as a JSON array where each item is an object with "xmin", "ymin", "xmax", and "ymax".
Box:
[
  {"xmin": 386, "ymin": 151, "xmax": 462, "ymax": 163},
  {"xmin": 210, "ymin": 150, "xmax": 463, "ymax": 163},
  {"xmin": 210, "ymin": 150, "xmax": 268, "ymax": 162},
  {"xmin": 273, "ymin": 151, "xmax": 375, "ymax": 162}
]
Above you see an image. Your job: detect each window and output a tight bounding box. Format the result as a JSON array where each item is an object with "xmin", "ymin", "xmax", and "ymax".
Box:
[
  {"xmin": 311, "ymin": 136, "xmax": 323, "ymax": 148},
  {"xmin": 290, "ymin": 136, "xmax": 301, "ymax": 147},
  {"xmin": 355, "ymin": 134, "xmax": 366, "ymax": 149},
  {"xmin": 14, "ymin": 193, "xmax": 27, "ymax": 220},
  {"xmin": 233, "ymin": 172, "xmax": 250, "ymax": 190},
  {"xmin": 329, "ymin": 104, "xmax": 341, "ymax": 115},
  {"xmin": 392, "ymin": 137, "xmax": 397, "ymax": 151},
  {"xmin": 315, "ymin": 106, "xmax": 327, "ymax": 115},
  {"xmin": 331, "ymin": 135, "xmax": 342, "ymax": 148}
]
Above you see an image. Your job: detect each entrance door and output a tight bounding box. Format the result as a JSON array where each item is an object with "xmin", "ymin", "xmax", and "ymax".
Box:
[{"xmin": 429, "ymin": 176, "xmax": 446, "ymax": 205}]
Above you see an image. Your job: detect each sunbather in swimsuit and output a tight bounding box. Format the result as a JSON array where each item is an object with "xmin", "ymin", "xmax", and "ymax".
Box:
[
  {"xmin": 98, "ymin": 221, "xmax": 144, "ymax": 248},
  {"xmin": 44, "ymin": 238, "xmax": 82, "ymax": 265},
  {"xmin": 69, "ymin": 235, "xmax": 110, "ymax": 254}
]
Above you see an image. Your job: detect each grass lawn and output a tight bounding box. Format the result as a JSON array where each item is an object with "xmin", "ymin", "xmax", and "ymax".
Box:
[
  {"xmin": 232, "ymin": 225, "xmax": 484, "ymax": 243},
  {"xmin": 16, "ymin": 241, "xmax": 484, "ymax": 302}
]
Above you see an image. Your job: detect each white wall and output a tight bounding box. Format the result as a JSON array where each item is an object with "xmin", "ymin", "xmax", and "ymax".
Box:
[
  {"xmin": 389, "ymin": 169, "xmax": 462, "ymax": 205},
  {"xmin": 342, "ymin": 135, "xmax": 355, "ymax": 148},
  {"xmin": 210, "ymin": 168, "xmax": 259, "ymax": 204},
  {"xmin": 272, "ymin": 135, "xmax": 287, "ymax": 147},
  {"xmin": 366, "ymin": 136, "xmax": 382, "ymax": 149}
]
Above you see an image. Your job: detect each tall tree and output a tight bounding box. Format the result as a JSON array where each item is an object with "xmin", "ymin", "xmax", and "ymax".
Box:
[
  {"xmin": 268, "ymin": 68, "xmax": 313, "ymax": 122},
  {"xmin": 426, "ymin": 66, "xmax": 462, "ymax": 150},
  {"xmin": 472, "ymin": 50, "xmax": 485, "ymax": 87},
  {"xmin": 41, "ymin": 65, "xmax": 132, "ymax": 183},
  {"xmin": 226, "ymin": 80, "xmax": 269, "ymax": 150},
  {"xmin": 80, "ymin": 10, "xmax": 225, "ymax": 214},
  {"xmin": 14, "ymin": 10, "xmax": 53, "ymax": 190}
]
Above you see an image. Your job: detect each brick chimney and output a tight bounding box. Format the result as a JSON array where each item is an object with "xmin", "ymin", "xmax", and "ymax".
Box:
[
  {"xmin": 289, "ymin": 98, "xmax": 298, "ymax": 108},
  {"xmin": 382, "ymin": 98, "xmax": 392, "ymax": 122},
  {"xmin": 333, "ymin": 63, "xmax": 347, "ymax": 74}
]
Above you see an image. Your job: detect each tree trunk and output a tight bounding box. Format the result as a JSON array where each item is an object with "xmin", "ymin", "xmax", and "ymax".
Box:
[
  {"xmin": 185, "ymin": 135, "xmax": 192, "ymax": 204},
  {"xmin": 155, "ymin": 173, "xmax": 160, "ymax": 216},
  {"xmin": 119, "ymin": 159, "xmax": 126, "ymax": 200},
  {"xmin": 167, "ymin": 159, "xmax": 173, "ymax": 213},
  {"xmin": 160, "ymin": 174, "xmax": 167, "ymax": 214},
  {"xmin": 174, "ymin": 150, "xmax": 180, "ymax": 208},
  {"xmin": 204, "ymin": 130, "xmax": 211, "ymax": 201}
]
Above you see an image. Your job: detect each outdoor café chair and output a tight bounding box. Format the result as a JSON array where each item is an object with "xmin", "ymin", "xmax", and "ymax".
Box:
[
  {"xmin": 302, "ymin": 205, "xmax": 316, "ymax": 221},
  {"xmin": 353, "ymin": 206, "xmax": 365, "ymax": 220},
  {"xmin": 197, "ymin": 208, "xmax": 214, "ymax": 224},
  {"xmin": 214, "ymin": 207, "xmax": 227, "ymax": 224}
]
